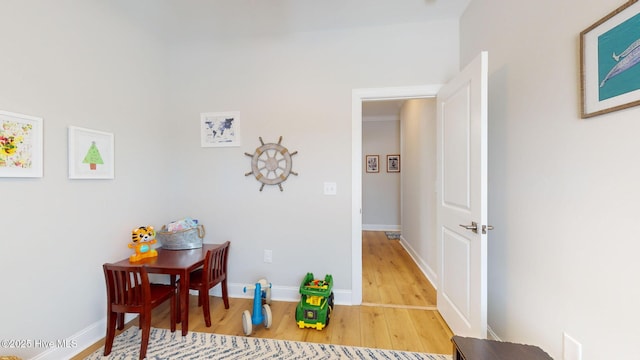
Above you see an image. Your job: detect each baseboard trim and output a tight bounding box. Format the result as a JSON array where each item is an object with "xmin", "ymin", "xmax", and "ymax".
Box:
[
  {"xmin": 51, "ymin": 282, "xmax": 352, "ymax": 360},
  {"xmin": 31, "ymin": 319, "xmax": 103, "ymax": 360},
  {"xmin": 362, "ymin": 302, "xmax": 438, "ymax": 311},
  {"xmin": 208, "ymin": 283, "xmax": 351, "ymax": 305},
  {"xmin": 397, "ymin": 236, "xmax": 438, "ymax": 290},
  {"xmin": 362, "ymin": 224, "xmax": 401, "ymax": 231}
]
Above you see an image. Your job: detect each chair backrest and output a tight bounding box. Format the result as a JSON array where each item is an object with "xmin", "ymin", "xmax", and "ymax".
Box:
[
  {"xmin": 103, "ymin": 263, "xmax": 151, "ymax": 313},
  {"xmin": 203, "ymin": 241, "xmax": 230, "ymax": 285}
]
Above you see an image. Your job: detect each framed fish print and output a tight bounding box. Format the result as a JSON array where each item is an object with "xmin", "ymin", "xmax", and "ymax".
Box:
[
  {"xmin": 68, "ymin": 126, "xmax": 114, "ymax": 179},
  {"xmin": 0, "ymin": 110, "xmax": 43, "ymax": 178},
  {"xmin": 581, "ymin": 0, "xmax": 640, "ymax": 118}
]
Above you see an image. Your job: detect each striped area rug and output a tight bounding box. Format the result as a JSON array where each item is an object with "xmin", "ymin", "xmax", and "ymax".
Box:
[{"xmin": 85, "ymin": 327, "xmax": 452, "ymax": 360}]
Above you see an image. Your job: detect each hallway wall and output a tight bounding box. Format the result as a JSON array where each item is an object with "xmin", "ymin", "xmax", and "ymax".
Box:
[
  {"xmin": 362, "ymin": 119, "xmax": 401, "ymax": 230},
  {"xmin": 400, "ymin": 99, "xmax": 438, "ymax": 282}
]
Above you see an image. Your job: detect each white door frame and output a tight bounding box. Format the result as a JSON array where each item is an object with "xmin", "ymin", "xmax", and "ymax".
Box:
[{"xmin": 351, "ymin": 84, "xmax": 442, "ymax": 305}]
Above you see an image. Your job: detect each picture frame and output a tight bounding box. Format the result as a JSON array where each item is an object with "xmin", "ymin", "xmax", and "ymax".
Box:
[
  {"xmin": 0, "ymin": 110, "xmax": 43, "ymax": 178},
  {"xmin": 201, "ymin": 111, "xmax": 241, "ymax": 147},
  {"xmin": 387, "ymin": 154, "xmax": 400, "ymax": 173},
  {"xmin": 581, "ymin": 0, "xmax": 640, "ymax": 118},
  {"xmin": 365, "ymin": 155, "xmax": 379, "ymax": 173},
  {"xmin": 68, "ymin": 126, "xmax": 114, "ymax": 179}
]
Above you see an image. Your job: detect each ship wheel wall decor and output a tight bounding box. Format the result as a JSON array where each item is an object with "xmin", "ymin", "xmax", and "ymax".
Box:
[{"xmin": 245, "ymin": 136, "xmax": 298, "ymax": 191}]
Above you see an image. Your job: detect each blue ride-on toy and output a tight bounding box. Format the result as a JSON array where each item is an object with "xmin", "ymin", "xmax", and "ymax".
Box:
[{"xmin": 242, "ymin": 278, "xmax": 272, "ymax": 335}]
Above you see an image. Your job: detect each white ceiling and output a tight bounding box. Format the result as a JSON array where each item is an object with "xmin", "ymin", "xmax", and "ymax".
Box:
[
  {"xmin": 166, "ymin": 0, "xmax": 471, "ymax": 36},
  {"xmin": 113, "ymin": 0, "xmax": 470, "ymax": 119},
  {"xmin": 116, "ymin": 0, "xmax": 471, "ymax": 40}
]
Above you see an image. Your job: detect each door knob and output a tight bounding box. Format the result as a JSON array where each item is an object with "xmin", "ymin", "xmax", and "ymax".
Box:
[
  {"xmin": 459, "ymin": 222, "xmax": 478, "ymax": 233},
  {"xmin": 482, "ymin": 225, "xmax": 494, "ymax": 234}
]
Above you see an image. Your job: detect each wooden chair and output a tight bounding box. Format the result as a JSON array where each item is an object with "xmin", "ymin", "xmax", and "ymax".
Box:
[
  {"xmin": 180, "ymin": 241, "xmax": 230, "ymax": 327},
  {"xmin": 103, "ymin": 263, "xmax": 177, "ymax": 360}
]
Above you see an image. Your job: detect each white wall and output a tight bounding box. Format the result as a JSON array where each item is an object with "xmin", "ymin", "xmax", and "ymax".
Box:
[
  {"xmin": 362, "ymin": 119, "xmax": 401, "ymax": 230},
  {"xmin": 461, "ymin": 1, "xmax": 640, "ymax": 358},
  {"xmin": 164, "ymin": 18, "xmax": 460, "ymax": 293},
  {"xmin": 0, "ymin": 2, "xmax": 461, "ymax": 358},
  {"xmin": 0, "ymin": 1, "xmax": 172, "ymax": 359},
  {"xmin": 400, "ymin": 99, "xmax": 438, "ymax": 282}
]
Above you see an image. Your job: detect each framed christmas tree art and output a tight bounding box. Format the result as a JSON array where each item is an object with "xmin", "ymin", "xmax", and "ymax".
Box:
[{"xmin": 68, "ymin": 126, "xmax": 114, "ymax": 179}]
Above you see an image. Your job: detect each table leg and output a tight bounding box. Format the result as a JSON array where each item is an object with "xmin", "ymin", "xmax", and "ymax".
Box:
[
  {"xmin": 170, "ymin": 275, "xmax": 179, "ymax": 324},
  {"xmin": 180, "ymin": 271, "xmax": 189, "ymax": 336}
]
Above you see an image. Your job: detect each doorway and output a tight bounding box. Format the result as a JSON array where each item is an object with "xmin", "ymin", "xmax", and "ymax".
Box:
[{"xmin": 351, "ymin": 85, "xmax": 441, "ymax": 305}]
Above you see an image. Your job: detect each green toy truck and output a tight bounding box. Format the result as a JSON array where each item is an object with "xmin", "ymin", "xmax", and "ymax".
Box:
[{"xmin": 295, "ymin": 273, "xmax": 334, "ymax": 330}]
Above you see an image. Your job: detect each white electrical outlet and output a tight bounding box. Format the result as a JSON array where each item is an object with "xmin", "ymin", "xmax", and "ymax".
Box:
[
  {"xmin": 563, "ymin": 333, "xmax": 582, "ymax": 360},
  {"xmin": 263, "ymin": 249, "xmax": 272, "ymax": 263},
  {"xmin": 323, "ymin": 182, "xmax": 337, "ymax": 195}
]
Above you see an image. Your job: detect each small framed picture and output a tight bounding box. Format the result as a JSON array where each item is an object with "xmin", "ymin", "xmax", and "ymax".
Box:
[
  {"xmin": 387, "ymin": 154, "xmax": 400, "ymax": 173},
  {"xmin": 581, "ymin": 1, "xmax": 640, "ymax": 118},
  {"xmin": 365, "ymin": 155, "xmax": 379, "ymax": 173},
  {"xmin": 68, "ymin": 126, "xmax": 114, "ymax": 179},
  {"xmin": 201, "ymin": 111, "xmax": 241, "ymax": 147},
  {"xmin": 0, "ymin": 110, "xmax": 43, "ymax": 178}
]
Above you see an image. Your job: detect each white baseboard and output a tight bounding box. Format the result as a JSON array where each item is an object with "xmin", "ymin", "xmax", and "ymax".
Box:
[
  {"xmin": 396, "ymin": 238, "xmax": 503, "ymax": 343},
  {"xmin": 210, "ymin": 283, "xmax": 351, "ymax": 305},
  {"xmin": 31, "ymin": 319, "xmax": 102, "ymax": 360},
  {"xmin": 397, "ymin": 236, "xmax": 438, "ymax": 289},
  {"xmin": 362, "ymin": 224, "xmax": 401, "ymax": 231},
  {"xmin": 48, "ymin": 282, "xmax": 352, "ymax": 360},
  {"xmin": 32, "ymin": 313, "xmax": 137, "ymax": 360}
]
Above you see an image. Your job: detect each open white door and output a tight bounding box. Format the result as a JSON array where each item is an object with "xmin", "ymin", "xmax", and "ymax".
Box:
[{"xmin": 436, "ymin": 52, "xmax": 489, "ymax": 338}]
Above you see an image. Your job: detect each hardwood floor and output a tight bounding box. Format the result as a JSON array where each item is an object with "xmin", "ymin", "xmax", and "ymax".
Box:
[
  {"xmin": 362, "ymin": 230, "xmax": 437, "ymax": 308},
  {"xmin": 71, "ymin": 231, "xmax": 453, "ymax": 359}
]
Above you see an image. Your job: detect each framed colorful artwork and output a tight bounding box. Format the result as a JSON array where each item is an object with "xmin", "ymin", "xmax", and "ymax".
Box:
[
  {"xmin": 581, "ymin": 0, "xmax": 640, "ymax": 118},
  {"xmin": 387, "ymin": 154, "xmax": 400, "ymax": 173},
  {"xmin": 68, "ymin": 126, "xmax": 114, "ymax": 179},
  {"xmin": 200, "ymin": 111, "xmax": 241, "ymax": 147},
  {"xmin": 0, "ymin": 110, "xmax": 43, "ymax": 178},
  {"xmin": 365, "ymin": 155, "xmax": 379, "ymax": 173}
]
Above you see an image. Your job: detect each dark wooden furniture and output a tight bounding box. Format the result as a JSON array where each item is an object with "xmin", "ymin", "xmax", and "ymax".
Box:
[
  {"xmin": 452, "ymin": 336, "xmax": 553, "ymax": 360},
  {"xmin": 102, "ymin": 264, "xmax": 177, "ymax": 360},
  {"xmin": 180, "ymin": 241, "xmax": 230, "ymax": 327},
  {"xmin": 112, "ymin": 244, "xmax": 220, "ymax": 336}
]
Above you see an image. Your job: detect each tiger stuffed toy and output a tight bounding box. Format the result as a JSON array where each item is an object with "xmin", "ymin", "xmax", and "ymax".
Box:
[{"xmin": 128, "ymin": 225, "xmax": 158, "ymax": 262}]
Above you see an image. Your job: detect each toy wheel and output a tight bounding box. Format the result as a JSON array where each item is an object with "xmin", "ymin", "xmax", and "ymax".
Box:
[
  {"xmin": 324, "ymin": 306, "xmax": 332, "ymax": 328},
  {"xmin": 242, "ymin": 310, "xmax": 252, "ymax": 336},
  {"xmin": 263, "ymin": 304, "xmax": 273, "ymax": 329},
  {"xmin": 325, "ymin": 292, "xmax": 335, "ymax": 327},
  {"xmin": 265, "ymin": 287, "xmax": 272, "ymax": 304}
]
